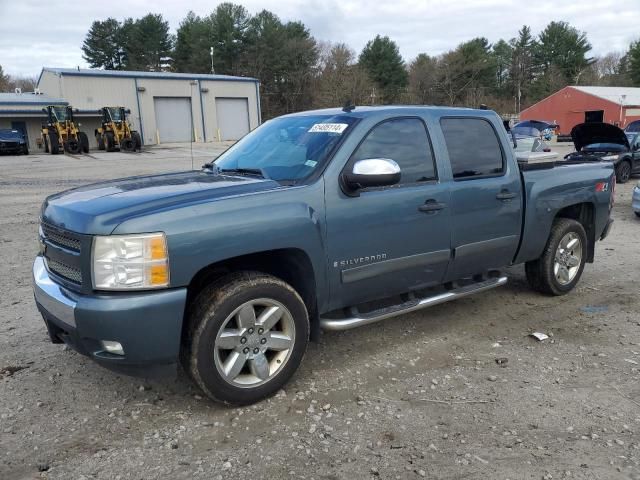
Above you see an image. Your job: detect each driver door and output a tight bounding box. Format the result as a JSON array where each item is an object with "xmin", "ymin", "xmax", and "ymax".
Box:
[{"xmin": 324, "ymin": 117, "xmax": 452, "ymax": 310}]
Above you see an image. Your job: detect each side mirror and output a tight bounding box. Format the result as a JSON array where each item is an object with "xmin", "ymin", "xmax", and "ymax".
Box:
[{"xmin": 343, "ymin": 158, "xmax": 401, "ymax": 190}]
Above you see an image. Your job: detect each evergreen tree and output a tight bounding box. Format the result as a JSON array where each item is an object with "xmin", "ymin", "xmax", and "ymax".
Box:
[
  {"xmin": 82, "ymin": 18, "xmax": 125, "ymax": 70},
  {"xmin": 209, "ymin": 3, "xmax": 250, "ymax": 75},
  {"xmin": 358, "ymin": 35, "xmax": 408, "ymax": 102},
  {"xmin": 0, "ymin": 65, "xmax": 10, "ymax": 91},
  {"xmin": 626, "ymin": 41, "xmax": 640, "ymax": 86},
  {"xmin": 173, "ymin": 12, "xmax": 212, "ymax": 73},
  {"xmin": 536, "ymin": 21, "xmax": 592, "ymax": 84},
  {"xmin": 124, "ymin": 14, "xmax": 174, "ymax": 71}
]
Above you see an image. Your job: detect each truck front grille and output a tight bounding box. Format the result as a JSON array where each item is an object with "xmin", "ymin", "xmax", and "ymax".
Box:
[
  {"xmin": 46, "ymin": 259, "xmax": 83, "ymax": 285},
  {"xmin": 41, "ymin": 223, "xmax": 81, "ymax": 252},
  {"xmin": 41, "ymin": 222, "xmax": 84, "ymax": 288}
]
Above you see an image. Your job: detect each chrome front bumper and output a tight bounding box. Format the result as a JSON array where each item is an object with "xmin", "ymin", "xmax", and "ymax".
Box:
[{"xmin": 33, "ymin": 256, "xmax": 77, "ymax": 327}]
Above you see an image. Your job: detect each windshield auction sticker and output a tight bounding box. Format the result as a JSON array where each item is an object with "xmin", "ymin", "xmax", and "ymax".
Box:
[{"xmin": 308, "ymin": 123, "xmax": 349, "ymax": 134}]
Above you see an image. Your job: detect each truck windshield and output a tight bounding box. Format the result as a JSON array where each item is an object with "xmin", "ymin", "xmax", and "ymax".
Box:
[
  {"xmin": 214, "ymin": 114, "xmax": 358, "ymax": 182},
  {"xmin": 107, "ymin": 108, "xmax": 123, "ymax": 122},
  {"xmin": 52, "ymin": 107, "xmax": 69, "ymax": 122}
]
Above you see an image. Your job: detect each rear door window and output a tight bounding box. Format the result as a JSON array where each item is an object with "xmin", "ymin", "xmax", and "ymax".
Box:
[{"xmin": 440, "ymin": 118, "xmax": 504, "ymax": 179}]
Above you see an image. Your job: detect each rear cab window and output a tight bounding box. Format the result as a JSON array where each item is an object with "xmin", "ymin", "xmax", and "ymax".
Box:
[{"xmin": 440, "ymin": 117, "xmax": 505, "ymax": 180}]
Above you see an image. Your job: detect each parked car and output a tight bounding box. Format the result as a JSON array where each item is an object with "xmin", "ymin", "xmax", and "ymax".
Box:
[
  {"xmin": 514, "ymin": 120, "xmax": 558, "ymax": 141},
  {"xmin": 625, "ymin": 120, "xmax": 640, "ymax": 133},
  {"xmin": 0, "ymin": 129, "xmax": 28, "ymax": 155},
  {"xmin": 510, "ymin": 126, "xmax": 557, "ymax": 164},
  {"xmin": 511, "ymin": 126, "xmax": 551, "ymax": 152},
  {"xmin": 633, "ymin": 181, "xmax": 640, "ymax": 217},
  {"xmin": 33, "ymin": 106, "xmax": 615, "ymax": 405},
  {"xmin": 565, "ymin": 122, "xmax": 640, "ymax": 183}
]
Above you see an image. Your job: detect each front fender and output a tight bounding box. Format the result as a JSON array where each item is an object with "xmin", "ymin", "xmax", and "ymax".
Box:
[{"xmin": 112, "ymin": 182, "xmax": 329, "ymax": 310}]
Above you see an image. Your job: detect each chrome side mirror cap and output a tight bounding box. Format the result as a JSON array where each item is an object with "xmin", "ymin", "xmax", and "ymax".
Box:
[{"xmin": 343, "ymin": 158, "xmax": 401, "ymax": 191}]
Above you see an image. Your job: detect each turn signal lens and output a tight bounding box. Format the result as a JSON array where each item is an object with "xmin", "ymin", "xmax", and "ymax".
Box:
[{"xmin": 92, "ymin": 232, "xmax": 170, "ymax": 290}]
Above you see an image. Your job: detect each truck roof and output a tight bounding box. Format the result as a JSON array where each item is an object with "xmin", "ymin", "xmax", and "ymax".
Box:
[{"xmin": 282, "ymin": 105, "xmax": 493, "ymax": 119}]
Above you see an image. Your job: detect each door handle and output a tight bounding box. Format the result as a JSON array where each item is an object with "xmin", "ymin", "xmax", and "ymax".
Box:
[
  {"xmin": 496, "ymin": 190, "xmax": 517, "ymax": 201},
  {"xmin": 419, "ymin": 200, "xmax": 446, "ymax": 213}
]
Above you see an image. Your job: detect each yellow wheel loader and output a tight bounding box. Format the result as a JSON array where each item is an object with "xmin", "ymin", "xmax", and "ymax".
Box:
[
  {"xmin": 95, "ymin": 107, "xmax": 142, "ymax": 152},
  {"xmin": 41, "ymin": 105, "xmax": 89, "ymax": 155}
]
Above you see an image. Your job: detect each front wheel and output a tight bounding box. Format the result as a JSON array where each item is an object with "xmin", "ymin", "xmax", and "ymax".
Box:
[
  {"xmin": 182, "ymin": 272, "xmax": 309, "ymax": 405},
  {"xmin": 525, "ymin": 218, "xmax": 587, "ymax": 295},
  {"xmin": 616, "ymin": 161, "xmax": 632, "ymax": 183}
]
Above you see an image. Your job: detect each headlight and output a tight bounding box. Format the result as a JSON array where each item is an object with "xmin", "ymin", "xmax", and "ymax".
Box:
[
  {"xmin": 92, "ymin": 232, "xmax": 169, "ymax": 290},
  {"xmin": 601, "ymin": 155, "xmax": 620, "ymax": 161}
]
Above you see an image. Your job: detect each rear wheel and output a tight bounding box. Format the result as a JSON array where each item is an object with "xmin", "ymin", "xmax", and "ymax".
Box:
[
  {"xmin": 78, "ymin": 132, "xmax": 89, "ymax": 153},
  {"xmin": 616, "ymin": 161, "xmax": 632, "ymax": 183},
  {"xmin": 182, "ymin": 272, "xmax": 309, "ymax": 405},
  {"xmin": 43, "ymin": 134, "xmax": 49, "ymax": 153},
  {"xmin": 131, "ymin": 131, "xmax": 142, "ymax": 151},
  {"xmin": 525, "ymin": 218, "xmax": 587, "ymax": 296},
  {"xmin": 22, "ymin": 145, "xmax": 29, "ymax": 155}
]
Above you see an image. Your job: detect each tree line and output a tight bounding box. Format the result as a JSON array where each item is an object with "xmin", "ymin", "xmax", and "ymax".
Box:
[{"xmin": 6, "ymin": 3, "xmax": 640, "ymax": 120}]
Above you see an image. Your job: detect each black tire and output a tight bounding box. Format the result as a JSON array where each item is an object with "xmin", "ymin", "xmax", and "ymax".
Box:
[
  {"xmin": 525, "ymin": 218, "xmax": 587, "ymax": 296},
  {"xmin": 182, "ymin": 271, "xmax": 309, "ymax": 405},
  {"xmin": 121, "ymin": 137, "xmax": 135, "ymax": 152},
  {"xmin": 64, "ymin": 139, "xmax": 81, "ymax": 154},
  {"xmin": 105, "ymin": 131, "xmax": 117, "ymax": 152},
  {"xmin": 131, "ymin": 131, "xmax": 142, "ymax": 151},
  {"xmin": 43, "ymin": 134, "xmax": 49, "ymax": 153},
  {"xmin": 96, "ymin": 134, "xmax": 105, "ymax": 151},
  {"xmin": 616, "ymin": 160, "xmax": 632, "ymax": 183},
  {"xmin": 78, "ymin": 132, "xmax": 89, "ymax": 153},
  {"xmin": 635, "ymin": 211, "xmax": 640, "ymax": 218},
  {"xmin": 48, "ymin": 132, "xmax": 60, "ymax": 155},
  {"xmin": 22, "ymin": 145, "xmax": 29, "ymax": 155}
]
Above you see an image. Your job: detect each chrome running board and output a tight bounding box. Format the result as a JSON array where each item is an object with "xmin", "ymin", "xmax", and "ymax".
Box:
[{"xmin": 320, "ymin": 275, "xmax": 508, "ymax": 331}]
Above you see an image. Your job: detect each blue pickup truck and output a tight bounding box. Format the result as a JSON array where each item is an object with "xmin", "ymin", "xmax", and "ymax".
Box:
[{"xmin": 33, "ymin": 106, "xmax": 615, "ymax": 404}]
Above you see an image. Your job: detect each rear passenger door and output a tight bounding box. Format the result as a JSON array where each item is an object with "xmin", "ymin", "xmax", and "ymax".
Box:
[{"xmin": 439, "ymin": 117, "xmax": 522, "ymax": 281}]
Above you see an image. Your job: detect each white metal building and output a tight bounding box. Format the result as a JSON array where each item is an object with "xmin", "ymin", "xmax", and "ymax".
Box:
[
  {"xmin": 37, "ymin": 67, "xmax": 261, "ymax": 148},
  {"xmin": 0, "ymin": 92, "xmax": 68, "ymax": 151}
]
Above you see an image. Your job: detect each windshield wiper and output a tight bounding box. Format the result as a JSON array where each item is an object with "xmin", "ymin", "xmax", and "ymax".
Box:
[{"xmin": 218, "ymin": 167, "xmax": 268, "ymax": 179}]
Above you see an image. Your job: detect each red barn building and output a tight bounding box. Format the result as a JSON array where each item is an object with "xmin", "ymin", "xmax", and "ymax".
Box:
[{"xmin": 520, "ymin": 86, "xmax": 640, "ymax": 135}]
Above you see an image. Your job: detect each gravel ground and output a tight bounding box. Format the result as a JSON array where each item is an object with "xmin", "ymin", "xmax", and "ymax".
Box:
[{"xmin": 1, "ymin": 145, "xmax": 639, "ymax": 480}]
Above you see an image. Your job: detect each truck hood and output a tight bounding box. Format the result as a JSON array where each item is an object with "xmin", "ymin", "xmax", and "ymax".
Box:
[
  {"xmin": 571, "ymin": 122, "xmax": 629, "ymax": 151},
  {"xmin": 42, "ymin": 171, "xmax": 283, "ymax": 234}
]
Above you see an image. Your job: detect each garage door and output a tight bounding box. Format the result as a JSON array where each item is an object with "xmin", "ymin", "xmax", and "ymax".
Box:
[
  {"xmin": 153, "ymin": 97, "xmax": 192, "ymax": 143},
  {"xmin": 216, "ymin": 98, "xmax": 250, "ymax": 141}
]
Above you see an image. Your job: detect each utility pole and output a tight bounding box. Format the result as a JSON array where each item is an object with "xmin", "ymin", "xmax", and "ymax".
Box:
[{"xmin": 210, "ymin": 47, "xmax": 215, "ymax": 74}]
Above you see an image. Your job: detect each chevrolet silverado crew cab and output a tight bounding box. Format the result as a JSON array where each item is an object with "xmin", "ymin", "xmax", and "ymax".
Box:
[{"xmin": 34, "ymin": 106, "xmax": 615, "ymax": 405}]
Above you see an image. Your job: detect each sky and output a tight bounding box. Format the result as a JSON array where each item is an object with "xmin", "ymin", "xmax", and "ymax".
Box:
[{"xmin": 1, "ymin": 0, "xmax": 639, "ymax": 78}]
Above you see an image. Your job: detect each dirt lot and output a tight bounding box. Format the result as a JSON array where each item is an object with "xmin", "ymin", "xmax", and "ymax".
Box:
[{"xmin": 1, "ymin": 145, "xmax": 639, "ymax": 480}]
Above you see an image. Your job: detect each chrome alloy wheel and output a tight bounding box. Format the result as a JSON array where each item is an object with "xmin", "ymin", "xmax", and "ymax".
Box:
[
  {"xmin": 214, "ymin": 298, "xmax": 296, "ymax": 387},
  {"xmin": 554, "ymin": 232, "xmax": 582, "ymax": 286}
]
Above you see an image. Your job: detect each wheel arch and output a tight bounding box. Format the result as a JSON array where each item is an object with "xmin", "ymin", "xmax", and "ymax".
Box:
[
  {"xmin": 555, "ymin": 202, "xmax": 595, "ymax": 262},
  {"xmin": 185, "ymin": 248, "xmax": 320, "ymax": 340}
]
